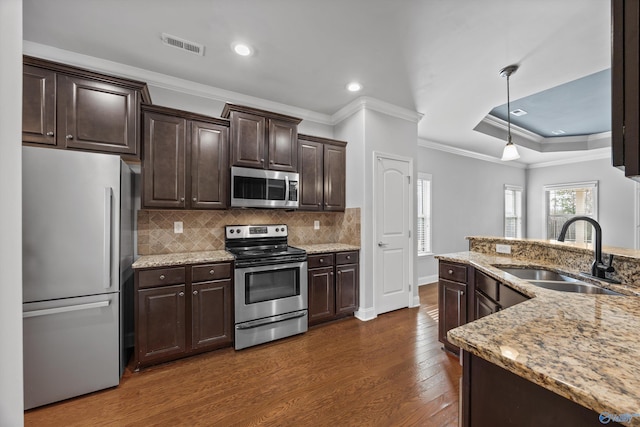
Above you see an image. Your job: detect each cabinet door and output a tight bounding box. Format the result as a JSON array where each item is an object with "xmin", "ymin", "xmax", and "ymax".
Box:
[
  {"xmin": 22, "ymin": 65, "xmax": 56, "ymax": 146},
  {"xmin": 230, "ymin": 111, "xmax": 266, "ymax": 168},
  {"xmin": 268, "ymin": 119, "xmax": 298, "ymax": 172},
  {"xmin": 142, "ymin": 112, "xmax": 187, "ymax": 208},
  {"xmin": 474, "ymin": 290, "xmax": 499, "ymax": 320},
  {"xmin": 298, "ymin": 139, "xmax": 324, "ymax": 210},
  {"xmin": 191, "ymin": 121, "xmax": 229, "ymax": 209},
  {"xmin": 308, "ymin": 267, "xmax": 335, "ymax": 325},
  {"xmin": 191, "ymin": 279, "xmax": 232, "ymax": 351},
  {"xmin": 438, "ymin": 279, "xmax": 467, "ymax": 353},
  {"xmin": 336, "ymin": 263, "xmax": 359, "ymax": 315},
  {"xmin": 323, "ymin": 144, "xmax": 346, "ymax": 211},
  {"xmin": 57, "ymin": 75, "xmax": 139, "ymax": 155},
  {"xmin": 137, "ymin": 284, "xmax": 186, "ymax": 364}
]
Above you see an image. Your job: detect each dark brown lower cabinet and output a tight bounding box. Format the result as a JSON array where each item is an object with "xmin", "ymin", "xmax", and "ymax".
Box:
[
  {"xmin": 438, "ymin": 261, "xmax": 529, "ymax": 355},
  {"xmin": 461, "ymin": 352, "xmax": 623, "ymax": 427},
  {"xmin": 137, "ymin": 284, "xmax": 187, "ymax": 363},
  {"xmin": 308, "ymin": 251, "xmax": 359, "ymax": 326},
  {"xmin": 134, "ymin": 262, "xmax": 233, "ymax": 370},
  {"xmin": 438, "ymin": 278, "xmax": 467, "ymax": 354}
]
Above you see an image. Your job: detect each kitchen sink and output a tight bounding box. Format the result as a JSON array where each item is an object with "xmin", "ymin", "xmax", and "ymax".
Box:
[
  {"xmin": 499, "ymin": 267, "xmax": 579, "ymax": 282},
  {"xmin": 497, "ymin": 267, "xmax": 624, "ymax": 296}
]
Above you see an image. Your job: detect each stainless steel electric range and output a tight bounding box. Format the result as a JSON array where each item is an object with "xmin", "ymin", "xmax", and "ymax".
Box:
[{"xmin": 225, "ymin": 224, "xmax": 308, "ymax": 350}]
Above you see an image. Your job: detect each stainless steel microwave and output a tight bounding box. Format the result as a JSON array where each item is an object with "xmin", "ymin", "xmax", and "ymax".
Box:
[{"xmin": 230, "ymin": 166, "xmax": 299, "ymax": 209}]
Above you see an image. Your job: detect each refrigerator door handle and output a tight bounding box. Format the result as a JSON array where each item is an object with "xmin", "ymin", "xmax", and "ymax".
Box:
[
  {"xmin": 23, "ymin": 300, "xmax": 110, "ymax": 318},
  {"xmin": 103, "ymin": 187, "xmax": 112, "ymax": 289}
]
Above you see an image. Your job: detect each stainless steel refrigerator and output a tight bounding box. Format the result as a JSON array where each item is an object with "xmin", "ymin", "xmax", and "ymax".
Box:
[{"xmin": 22, "ymin": 146, "xmax": 134, "ymax": 410}]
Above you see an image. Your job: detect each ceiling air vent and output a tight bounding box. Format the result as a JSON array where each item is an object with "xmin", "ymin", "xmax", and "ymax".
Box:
[{"xmin": 161, "ymin": 33, "xmax": 205, "ymax": 56}]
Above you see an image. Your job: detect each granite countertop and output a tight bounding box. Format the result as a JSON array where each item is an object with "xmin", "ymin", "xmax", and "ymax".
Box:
[
  {"xmin": 132, "ymin": 250, "xmax": 234, "ymax": 269},
  {"xmin": 437, "ymin": 251, "xmax": 640, "ymax": 425},
  {"xmin": 293, "ymin": 243, "xmax": 360, "ymax": 254},
  {"xmin": 132, "ymin": 243, "xmax": 360, "ymax": 269}
]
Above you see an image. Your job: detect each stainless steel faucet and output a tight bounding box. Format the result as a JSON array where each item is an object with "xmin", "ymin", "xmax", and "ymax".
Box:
[{"xmin": 557, "ymin": 216, "xmax": 615, "ymax": 280}]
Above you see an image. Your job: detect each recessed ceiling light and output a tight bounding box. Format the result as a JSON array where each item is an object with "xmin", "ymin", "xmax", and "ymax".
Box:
[
  {"xmin": 551, "ymin": 129, "xmax": 566, "ymax": 135},
  {"xmin": 510, "ymin": 109, "xmax": 527, "ymax": 116},
  {"xmin": 346, "ymin": 82, "xmax": 363, "ymax": 92},
  {"xmin": 232, "ymin": 42, "xmax": 253, "ymax": 57}
]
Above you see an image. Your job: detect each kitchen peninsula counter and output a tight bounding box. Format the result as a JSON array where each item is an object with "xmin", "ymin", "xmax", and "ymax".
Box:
[{"xmin": 437, "ymin": 249, "xmax": 640, "ymax": 425}]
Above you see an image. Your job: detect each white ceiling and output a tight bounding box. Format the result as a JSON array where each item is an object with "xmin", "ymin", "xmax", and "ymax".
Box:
[{"xmin": 23, "ymin": 0, "xmax": 612, "ymax": 165}]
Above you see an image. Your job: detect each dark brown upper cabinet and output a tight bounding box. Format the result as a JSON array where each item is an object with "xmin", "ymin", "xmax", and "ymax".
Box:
[
  {"xmin": 612, "ymin": 0, "xmax": 640, "ymax": 179},
  {"xmin": 298, "ymin": 134, "xmax": 347, "ymax": 211},
  {"xmin": 22, "ymin": 56, "xmax": 150, "ymax": 159},
  {"xmin": 142, "ymin": 104, "xmax": 229, "ymax": 209},
  {"xmin": 222, "ymin": 103, "xmax": 301, "ymax": 172}
]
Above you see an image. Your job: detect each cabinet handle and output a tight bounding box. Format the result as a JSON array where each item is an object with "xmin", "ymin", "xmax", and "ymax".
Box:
[
  {"xmin": 46, "ymin": 131, "xmax": 54, "ymax": 136},
  {"xmin": 270, "ymin": 160, "xmax": 274, "ymax": 164},
  {"xmin": 192, "ymin": 197, "xmax": 197, "ymax": 202},
  {"xmin": 448, "ymin": 269, "xmax": 453, "ymax": 275},
  {"xmin": 260, "ymin": 158, "xmax": 264, "ymax": 163},
  {"xmin": 180, "ymin": 197, "xmax": 185, "ymax": 202},
  {"xmin": 209, "ymin": 269, "xmax": 215, "ymax": 275},
  {"xmin": 178, "ymin": 291, "xmax": 184, "ymax": 297},
  {"xmin": 346, "ymin": 255, "xmax": 351, "ymax": 260},
  {"xmin": 159, "ymin": 275, "xmax": 165, "ymax": 280},
  {"xmin": 66, "ymin": 134, "xmax": 74, "ymax": 140},
  {"xmin": 318, "ymin": 203, "xmax": 321, "ymax": 207},
  {"xmin": 330, "ymin": 272, "xmax": 334, "ymax": 276},
  {"xmin": 460, "ymin": 291, "xmax": 465, "ymax": 296},
  {"xmin": 193, "ymin": 290, "xmax": 198, "ymax": 295},
  {"xmin": 337, "ymin": 271, "xmax": 341, "ymax": 275},
  {"xmin": 319, "ymin": 258, "xmax": 324, "ymax": 263}
]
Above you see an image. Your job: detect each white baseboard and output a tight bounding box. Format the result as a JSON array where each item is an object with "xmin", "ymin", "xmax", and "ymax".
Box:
[
  {"xmin": 355, "ymin": 306, "xmax": 377, "ymax": 321},
  {"xmin": 419, "ymin": 274, "xmax": 438, "ymax": 286},
  {"xmin": 410, "ymin": 295, "xmax": 421, "ymax": 307}
]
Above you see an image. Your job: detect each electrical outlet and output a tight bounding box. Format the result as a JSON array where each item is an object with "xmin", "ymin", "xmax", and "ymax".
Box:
[
  {"xmin": 496, "ymin": 244, "xmax": 511, "ymax": 254},
  {"xmin": 174, "ymin": 221, "xmax": 183, "ymax": 234},
  {"xmin": 314, "ymin": 220, "xmax": 320, "ymax": 230}
]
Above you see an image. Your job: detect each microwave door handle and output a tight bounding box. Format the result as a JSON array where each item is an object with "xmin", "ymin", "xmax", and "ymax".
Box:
[{"xmin": 285, "ymin": 175, "xmax": 290, "ymax": 203}]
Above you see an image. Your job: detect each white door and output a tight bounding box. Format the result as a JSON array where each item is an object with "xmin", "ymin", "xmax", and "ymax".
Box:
[{"xmin": 374, "ymin": 153, "xmax": 413, "ymax": 314}]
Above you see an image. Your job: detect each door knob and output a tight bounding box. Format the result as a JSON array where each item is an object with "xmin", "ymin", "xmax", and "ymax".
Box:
[{"xmin": 378, "ymin": 242, "xmax": 388, "ymax": 247}]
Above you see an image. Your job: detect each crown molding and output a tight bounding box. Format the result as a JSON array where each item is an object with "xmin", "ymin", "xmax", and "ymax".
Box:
[
  {"xmin": 526, "ymin": 148, "xmax": 611, "ymax": 169},
  {"xmin": 23, "ymin": 41, "xmax": 334, "ymax": 125},
  {"xmin": 417, "ymin": 139, "xmax": 527, "ymax": 169},
  {"xmin": 331, "ymin": 96, "xmax": 424, "ymax": 125},
  {"xmin": 475, "ymin": 114, "xmax": 612, "ymax": 153}
]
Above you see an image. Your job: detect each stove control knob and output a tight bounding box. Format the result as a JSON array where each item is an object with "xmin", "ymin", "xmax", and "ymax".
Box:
[
  {"xmin": 229, "ymin": 229, "xmax": 234, "ymax": 234},
  {"xmin": 275, "ymin": 228, "xmax": 280, "ymax": 232},
  {"xmin": 236, "ymin": 228, "xmax": 241, "ymax": 234}
]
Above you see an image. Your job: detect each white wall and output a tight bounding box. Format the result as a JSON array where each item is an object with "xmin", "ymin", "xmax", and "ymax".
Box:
[
  {"xmin": 336, "ymin": 108, "xmax": 418, "ymax": 316},
  {"xmin": 527, "ymin": 156, "xmax": 637, "ymax": 248},
  {"xmin": 0, "ymin": 0, "xmax": 24, "ymax": 425},
  {"xmin": 416, "ymin": 144, "xmax": 526, "ymax": 283}
]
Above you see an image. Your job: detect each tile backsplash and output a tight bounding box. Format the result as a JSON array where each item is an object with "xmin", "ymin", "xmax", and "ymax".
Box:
[{"xmin": 138, "ymin": 207, "xmax": 360, "ymax": 255}]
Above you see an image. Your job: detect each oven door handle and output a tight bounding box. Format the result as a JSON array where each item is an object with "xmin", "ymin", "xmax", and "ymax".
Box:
[{"xmin": 236, "ymin": 310, "xmax": 307, "ymax": 330}]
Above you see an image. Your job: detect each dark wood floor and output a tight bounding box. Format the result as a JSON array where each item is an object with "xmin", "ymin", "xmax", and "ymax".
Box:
[{"xmin": 25, "ymin": 284, "xmax": 461, "ymax": 426}]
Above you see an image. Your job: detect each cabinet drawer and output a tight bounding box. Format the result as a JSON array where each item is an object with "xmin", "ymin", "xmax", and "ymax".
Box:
[
  {"xmin": 336, "ymin": 251, "xmax": 358, "ymax": 265},
  {"xmin": 475, "ymin": 271, "xmax": 499, "ymax": 301},
  {"xmin": 308, "ymin": 253, "xmax": 335, "ymax": 269},
  {"xmin": 500, "ymin": 284, "xmax": 529, "ymax": 308},
  {"xmin": 192, "ymin": 262, "xmax": 232, "ymax": 282},
  {"xmin": 138, "ymin": 267, "xmax": 186, "ymax": 289},
  {"xmin": 439, "ymin": 262, "xmax": 467, "ymax": 283}
]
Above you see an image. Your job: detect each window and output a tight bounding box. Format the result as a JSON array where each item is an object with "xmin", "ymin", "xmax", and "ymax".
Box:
[
  {"xmin": 417, "ymin": 173, "xmax": 432, "ymax": 255},
  {"xmin": 504, "ymin": 185, "xmax": 523, "ymax": 238},
  {"xmin": 544, "ymin": 181, "xmax": 598, "ymax": 243}
]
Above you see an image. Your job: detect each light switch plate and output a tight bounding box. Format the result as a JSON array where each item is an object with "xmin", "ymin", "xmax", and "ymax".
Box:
[
  {"xmin": 496, "ymin": 244, "xmax": 511, "ymax": 254},
  {"xmin": 174, "ymin": 221, "xmax": 183, "ymax": 234},
  {"xmin": 314, "ymin": 220, "xmax": 320, "ymax": 230}
]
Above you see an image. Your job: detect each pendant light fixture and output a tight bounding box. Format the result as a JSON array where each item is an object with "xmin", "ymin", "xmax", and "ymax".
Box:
[{"xmin": 499, "ymin": 64, "xmax": 520, "ymax": 161}]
